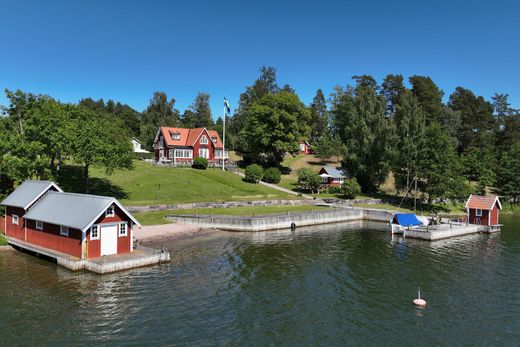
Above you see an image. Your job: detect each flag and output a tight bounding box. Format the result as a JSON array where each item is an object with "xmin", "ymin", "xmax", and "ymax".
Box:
[{"xmin": 224, "ymin": 97, "xmax": 231, "ymax": 115}]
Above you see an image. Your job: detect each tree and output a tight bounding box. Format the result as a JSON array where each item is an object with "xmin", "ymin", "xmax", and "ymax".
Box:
[
  {"xmin": 241, "ymin": 92, "xmax": 311, "ymax": 165},
  {"xmin": 417, "ymin": 124, "xmax": 470, "ymax": 201},
  {"xmin": 297, "ymin": 168, "xmax": 322, "ymax": 193},
  {"xmin": 381, "ymin": 74, "xmax": 405, "ymax": 116},
  {"xmin": 439, "ymin": 105, "xmax": 461, "ymax": 147},
  {"xmin": 332, "ymin": 79, "xmax": 395, "ymax": 192},
  {"xmin": 492, "ymin": 93, "xmax": 517, "ymax": 128},
  {"xmin": 79, "ymin": 98, "xmax": 140, "ymax": 136},
  {"xmin": 409, "ymin": 76, "xmax": 444, "ymax": 124},
  {"xmin": 448, "ymin": 87, "xmax": 497, "ymax": 153},
  {"xmin": 461, "ymin": 147, "xmax": 497, "ymax": 194},
  {"xmin": 139, "ymin": 92, "xmax": 180, "ymax": 149},
  {"xmin": 495, "ymin": 143, "xmax": 520, "ymax": 204},
  {"xmin": 392, "ymin": 90, "xmax": 426, "ymax": 191},
  {"xmin": 229, "ymin": 66, "xmax": 279, "ymax": 151},
  {"xmin": 309, "ymin": 89, "xmax": 329, "ymax": 143},
  {"xmin": 187, "ymin": 92, "xmax": 214, "ymax": 128},
  {"xmin": 72, "ymin": 107, "xmax": 134, "ymax": 193}
]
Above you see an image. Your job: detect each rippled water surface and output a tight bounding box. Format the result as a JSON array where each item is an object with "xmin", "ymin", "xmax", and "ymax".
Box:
[{"xmin": 2, "ymin": 217, "xmax": 520, "ymax": 346}]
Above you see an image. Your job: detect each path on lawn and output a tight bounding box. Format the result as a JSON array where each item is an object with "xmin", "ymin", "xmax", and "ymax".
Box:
[{"xmin": 232, "ymin": 171, "xmax": 314, "ymax": 199}]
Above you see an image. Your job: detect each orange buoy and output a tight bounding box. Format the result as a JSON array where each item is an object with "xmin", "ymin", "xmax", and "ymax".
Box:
[{"xmin": 413, "ymin": 287, "xmax": 427, "ymax": 307}]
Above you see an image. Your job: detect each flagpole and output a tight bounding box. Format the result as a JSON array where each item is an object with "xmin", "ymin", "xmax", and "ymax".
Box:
[{"xmin": 222, "ymin": 104, "xmax": 226, "ymax": 171}]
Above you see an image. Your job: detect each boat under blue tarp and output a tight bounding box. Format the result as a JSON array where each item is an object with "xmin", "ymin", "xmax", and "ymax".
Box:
[{"xmin": 392, "ymin": 213, "xmax": 422, "ymax": 227}]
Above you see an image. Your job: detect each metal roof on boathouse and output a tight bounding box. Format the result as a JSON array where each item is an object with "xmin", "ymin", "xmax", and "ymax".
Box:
[{"xmin": 0, "ymin": 180, "xmax": 62, "ymax": 209}]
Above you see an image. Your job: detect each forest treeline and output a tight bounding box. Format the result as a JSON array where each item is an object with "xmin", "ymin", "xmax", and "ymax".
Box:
[{"xmin": 0, "ymin": 67, "xmax": 519, "ymax": 204}]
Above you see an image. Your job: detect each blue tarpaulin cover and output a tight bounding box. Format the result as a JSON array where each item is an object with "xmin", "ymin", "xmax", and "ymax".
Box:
[{"xmin": 394, "ymin": 213, "xmax": 422, "ymax": 227}]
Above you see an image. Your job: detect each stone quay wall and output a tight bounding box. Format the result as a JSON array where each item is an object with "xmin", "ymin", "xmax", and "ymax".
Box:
[{"xmin": 167, "ymin": 207, "xmax": 393, "ymax": 232}]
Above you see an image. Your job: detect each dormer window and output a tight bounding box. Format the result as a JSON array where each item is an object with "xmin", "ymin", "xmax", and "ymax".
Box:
[
  {"xmin": 106, "ymin": 206, "xmax": 115, "ymax": 217},
  {"xmin": 211, "ymin": 137, "xmax": 217, "ymax": 143},
  {"xmin": 171, "ymin": 132, "xmax": 180, "ymax": 140},
  {"xmin": 200, "ymin": 135, "xmax": 208, "ymax": 144}
]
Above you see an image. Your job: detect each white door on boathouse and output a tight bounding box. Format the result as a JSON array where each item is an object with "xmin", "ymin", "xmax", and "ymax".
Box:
[{"xmin": 101, "ymin": 225, "xmax": 118, "ymax": 256}]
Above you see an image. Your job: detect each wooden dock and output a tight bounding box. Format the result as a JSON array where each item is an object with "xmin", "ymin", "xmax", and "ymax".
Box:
[{"xmin": 6, "ymin": 237, "xmax": 170, "ymax": 274}]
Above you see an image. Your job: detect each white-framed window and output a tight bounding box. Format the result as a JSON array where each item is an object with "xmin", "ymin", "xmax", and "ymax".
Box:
[
  {"xmin": 211, "ymin": 137, "xmax": 217, "ymax": 143},
  {"xmin": 171, "ymin": 132, "xmax": 180, "ymax": 140},
  {"xmin": 168, "ymin": 149, "xmax": 174, "ymax": 158},
  {"xmin": 36, "ymin": 220, "xmax": 43, "ymax": 231},
  {"xmin": 475, "ymin": 209, "xmax": 483, "ymax": 217},
  {"xmin": 119, "ymin": 223, "xmax": 127, "ymax": 237},
  {"xmin": 198, "ymin": 148, "xmax": 209, "ymax": 159},
  {"xmin": 12, "ymin": 214, "xmax": 19, "ymax": 225},
  {"xmin": 200, "ymin": 135, "xmax": 208, "ymax": 144},
  {"xmin": 106, "ymin": 206, "xmax": 115, "ymax": 217},
  {"xmin": 215, "ymin": 150, "xmax": 222, "ymax": 158},
  {"xmin": 90, "ymin": 225, "xmax": 99, "ymax": 240},
  {"xmin": 174, "ymin": 149, "xmax": 193, "ymax": 158},
  {"xmin": 60, "ymin": 226, "xmax": 69, "ymax": 237}
]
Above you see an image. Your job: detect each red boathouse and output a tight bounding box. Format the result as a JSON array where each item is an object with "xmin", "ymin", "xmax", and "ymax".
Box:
[
  {"xmin": 1, "ymin": 180, "xmax": 141, "ymax": 259},
  {"xmin": 465, "ymin": 194, "xmax": 502, "ymax": 226}
]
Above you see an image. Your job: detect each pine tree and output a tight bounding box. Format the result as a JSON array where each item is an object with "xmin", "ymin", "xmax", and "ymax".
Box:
[{"xmin": 309, "ymin": 89, "xmax": 329, "ymax": 143}]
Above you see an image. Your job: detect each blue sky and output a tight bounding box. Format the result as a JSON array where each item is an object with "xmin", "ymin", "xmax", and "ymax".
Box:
[{"xmin": 1, "ymin": 0, "xmax": 519, "ymax": 118}]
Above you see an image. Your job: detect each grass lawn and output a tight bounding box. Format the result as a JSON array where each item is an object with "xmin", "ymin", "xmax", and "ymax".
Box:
[
  {"xmin": 134, "ymin": 205, "xmax": 330, "ymax": 225},
  {"xmin": 56, "ymin": 161, "xmax": 297, "ymax": 206},
  {"xmin": 0, "ymin": 233, "xmax": 7, "ymax": 246}
]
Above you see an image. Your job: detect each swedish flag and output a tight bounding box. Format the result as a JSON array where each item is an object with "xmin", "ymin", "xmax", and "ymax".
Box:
[{"xmin": 224, "ymin": 97, "xmax": 231, "ymax": 115}]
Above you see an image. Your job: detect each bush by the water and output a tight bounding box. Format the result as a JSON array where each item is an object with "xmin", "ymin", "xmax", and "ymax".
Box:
[
  {"xmin": 262, "ymin": 167, "xmax": 281, "ymax": 183},
  {"xmin": 245, "ymin": 164, "xmax": 264, "ymax": 183},
  {"xmin": 192, "ymin": 157, "xmax": 208, "ymax": 170},
  {"xmin": 342, "ymin": 178, "xmax": 361, "ymax": 199}
]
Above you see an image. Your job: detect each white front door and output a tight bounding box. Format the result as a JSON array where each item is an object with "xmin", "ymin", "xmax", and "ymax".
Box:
[{"xmin": 101, "ymin": 225, "xmax": 118, "ymax": 256}]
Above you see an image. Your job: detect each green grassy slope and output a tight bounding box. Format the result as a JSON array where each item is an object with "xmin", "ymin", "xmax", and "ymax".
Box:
[{"xmin": 57, "ymin": 161, "xmax": 296, "ymax": 206}]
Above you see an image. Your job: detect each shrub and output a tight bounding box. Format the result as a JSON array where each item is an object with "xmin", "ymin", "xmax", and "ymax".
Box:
[
  {"xmin": 244, "ymin": 164, "xmax": 264, "ymax": 183},
  {"xmin": 341, "ymin": 178, "xmax": 361, "ymax": 199},
  {"xmin": 262, "ymin": 167, "xmax": 281, "ymax": 183},
  {"xmin": 297, "ymin": 168, "xmax": 322, "ymax": 193},
  {"xmin": 328, "ymin": 185, "xmax": 342, "ymax": 194},
  {"xmin": 192, "ymin": 157, "xmax": 208, "ymax": 170}
]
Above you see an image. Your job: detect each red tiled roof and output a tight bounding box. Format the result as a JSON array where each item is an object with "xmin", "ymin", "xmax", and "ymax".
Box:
[
  {"xmin": 208, "ymin": 130, "xmax": 223, "ymax": 148},
  {"xmin": 159, "ymin": 127, "xmax": 223, "ymax": 148},
  {"xmin": 465, "ymin": 195, "xmax": 502, "ymax": 210}
]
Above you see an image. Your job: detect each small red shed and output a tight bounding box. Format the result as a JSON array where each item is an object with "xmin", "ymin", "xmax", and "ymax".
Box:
[
  {"xmin": 299, "ymin": 141, "xmax": 312, "ymax": 155},
  {"xmin": 465, "ymin": 194, "xmax": 502, "ymax": 226}
]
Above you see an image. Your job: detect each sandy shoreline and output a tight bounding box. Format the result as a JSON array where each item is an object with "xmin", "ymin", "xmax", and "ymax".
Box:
[{"xmin": 134, "ymin": 222, "xmax": 216, "ymax": 244}]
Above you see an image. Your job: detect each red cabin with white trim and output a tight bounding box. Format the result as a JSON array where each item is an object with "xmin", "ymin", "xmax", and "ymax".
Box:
[
  {"xmin": 465, "ymin": 194, "xmax": 501, "ymax": 226},
  {"xmin": 1, "ymin": 180, "xmax": 141, "ymax": 259}
]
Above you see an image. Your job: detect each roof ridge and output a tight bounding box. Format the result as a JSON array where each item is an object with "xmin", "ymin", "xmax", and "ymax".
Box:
[{"xmin": 47, "ymin": 191, "xmax": 115, "ymax": 200}]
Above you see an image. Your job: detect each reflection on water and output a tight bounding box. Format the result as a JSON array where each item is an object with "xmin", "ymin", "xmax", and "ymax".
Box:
[{"xmin": 1, "ymin": 217, "xmax": 520, "ymax": 345}]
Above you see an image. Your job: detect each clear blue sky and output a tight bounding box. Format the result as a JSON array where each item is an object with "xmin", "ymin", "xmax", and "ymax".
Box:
[{"xmin": 1, "ymin": 0, "xmax": 519, "ymax": 118}]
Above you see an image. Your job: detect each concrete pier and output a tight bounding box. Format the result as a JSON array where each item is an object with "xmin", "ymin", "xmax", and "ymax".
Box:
[
  {"xmin": 167, "ymin": 207, "xmax": 393, "ymax": 231},
  {"xmin": 400, "ymin": 223, "xmax": 481, "ymax": 241},
  {"xmin": 6, "ymin": 237, "xmax": 170, "ymax": 274}
]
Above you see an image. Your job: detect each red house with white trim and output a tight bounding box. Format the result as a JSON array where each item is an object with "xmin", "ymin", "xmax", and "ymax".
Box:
[
  {"xmin": 465, "ymin": 194, "xmax": 502, "ymax": 226},
  {"xmin": 153, "ymin": 127, "xmax": 228, "ymax": 165},
  {"xmin": 1, "ymin": 180, "xmax": 141, "ymax": 259}
]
